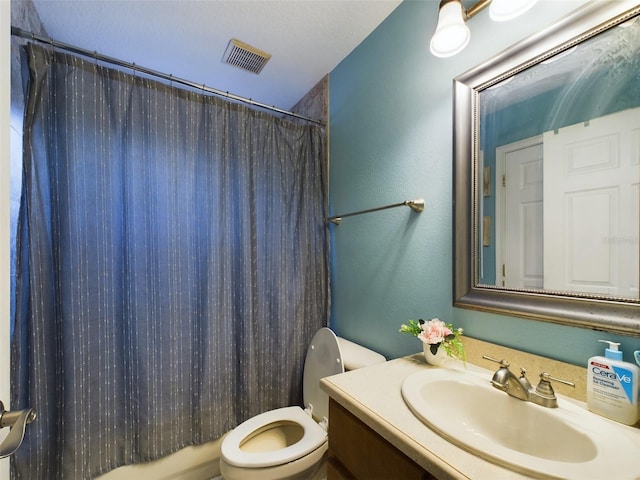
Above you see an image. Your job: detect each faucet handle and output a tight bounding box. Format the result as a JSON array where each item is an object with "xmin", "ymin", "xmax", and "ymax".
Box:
[
  {"xmin": 482, "ymin": 354, "xmax": 510, "ymax": 368},
  {"xmin": 539, "ymin": 372, "xmax": 575, "ymax": 388},
  {"xmin": 535, "ymin": 372, "xmax": 575, "ymax": 398},
  {"xmin": 528, "ymin": 372, "xmax": 575, "ymax": 408}
]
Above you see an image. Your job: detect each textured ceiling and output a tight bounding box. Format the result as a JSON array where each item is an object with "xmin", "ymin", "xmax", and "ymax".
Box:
[{"xmin": 29, "ymin": 0, "xmax": 404, "ymax": 115}]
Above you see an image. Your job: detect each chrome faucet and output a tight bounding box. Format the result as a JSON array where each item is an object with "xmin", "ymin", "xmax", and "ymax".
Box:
[{"xmin": 482, "ymin": 355, "xmax": 575, "ymax": 408}]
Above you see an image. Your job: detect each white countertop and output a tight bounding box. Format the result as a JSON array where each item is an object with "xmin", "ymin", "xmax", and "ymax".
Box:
[{"xmin": 321, "ymin": 353, "xmax": 537, "ymax": 480}]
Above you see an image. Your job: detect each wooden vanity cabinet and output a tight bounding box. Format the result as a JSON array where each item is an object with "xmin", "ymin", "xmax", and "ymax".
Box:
[{"xmin": 327, "ymin": 399, "xmax": 436, "ymax": 480}]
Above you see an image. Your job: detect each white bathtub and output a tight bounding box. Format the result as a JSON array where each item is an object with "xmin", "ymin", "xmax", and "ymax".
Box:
[{"xmin": 97, "ymin": 436, "xmax": 225, "ymax": 480}]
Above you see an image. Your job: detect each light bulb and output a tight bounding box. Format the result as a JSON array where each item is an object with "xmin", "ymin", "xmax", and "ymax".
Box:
[
  {"xmin": 430, "ymin": 0, "xmax": 471, "ymax": 58},
  {"xmin": 489, "ymin": 0, "xmax": 538, "ymax": 22}
]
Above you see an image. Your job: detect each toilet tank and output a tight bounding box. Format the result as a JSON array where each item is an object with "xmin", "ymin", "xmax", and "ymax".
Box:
[{"xmin": 336, "ymin": 337, "xmax": 386, "ymax": 371}]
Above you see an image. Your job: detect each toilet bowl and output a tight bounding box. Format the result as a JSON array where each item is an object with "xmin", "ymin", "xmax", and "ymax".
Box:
[{"xmin": 219, "ymin": 328, "xmax": 385, "ymax": 480}]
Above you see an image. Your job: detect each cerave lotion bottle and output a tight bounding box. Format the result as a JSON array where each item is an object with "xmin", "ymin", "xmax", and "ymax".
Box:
[{"xmin": 587, "ymin": 340, "xmax": 640, "ymax": 425}]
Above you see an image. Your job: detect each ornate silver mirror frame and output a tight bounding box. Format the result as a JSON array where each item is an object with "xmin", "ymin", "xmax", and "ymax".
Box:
[{"xmin": 453, "ymin": 1, "xmax": 640, "ymax": 336}]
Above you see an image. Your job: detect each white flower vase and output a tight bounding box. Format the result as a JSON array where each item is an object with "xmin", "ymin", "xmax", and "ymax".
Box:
[{"xmin": 423, "ymin": 343, "xmax": 449, "ymax": 366}]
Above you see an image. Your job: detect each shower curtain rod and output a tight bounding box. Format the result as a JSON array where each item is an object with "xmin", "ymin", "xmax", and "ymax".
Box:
[
  {"xmin": 11, "ymin": 27, "xmax": 325, "ymax": 126},
  {"xmin": 325, "ymin": 198, "xmax": 424, "ymax": 225}
]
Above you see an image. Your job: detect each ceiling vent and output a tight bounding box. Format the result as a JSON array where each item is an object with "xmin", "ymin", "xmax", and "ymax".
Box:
[{"xmin": 222, "ymin": 39, "xmax": 271, "ymax": 74}]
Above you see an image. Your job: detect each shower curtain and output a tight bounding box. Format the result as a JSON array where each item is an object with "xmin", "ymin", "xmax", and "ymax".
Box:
[{"xmin": 11, "ymin": 43, "xmax": 329, "ymax": 479}]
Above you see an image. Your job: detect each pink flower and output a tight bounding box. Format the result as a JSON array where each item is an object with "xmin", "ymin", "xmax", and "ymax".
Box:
[{"xmin": 418, "ymin": 318, "xmax": 452, "ymax": 345}]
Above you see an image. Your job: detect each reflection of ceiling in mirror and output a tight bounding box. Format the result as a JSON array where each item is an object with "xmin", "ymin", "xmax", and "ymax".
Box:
[{"xmin": 481, "ymin": 14, "xmax": 640, "ymax": 111}]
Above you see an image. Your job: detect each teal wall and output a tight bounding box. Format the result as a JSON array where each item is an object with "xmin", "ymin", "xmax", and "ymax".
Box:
[{"xmin": 328, "ymin": 0, "xmax": 639, "ymax": 367}]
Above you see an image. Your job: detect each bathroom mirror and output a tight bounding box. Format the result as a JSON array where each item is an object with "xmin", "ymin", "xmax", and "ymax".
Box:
[{"xmin": 453, "ymin": 1, "xmax": 640, "ymax": 336}]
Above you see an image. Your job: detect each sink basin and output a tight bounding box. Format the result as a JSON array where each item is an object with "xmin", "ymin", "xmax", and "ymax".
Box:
[{"xmin": 402, "ymin": 367, "xmax": 640, "ymax": 479}]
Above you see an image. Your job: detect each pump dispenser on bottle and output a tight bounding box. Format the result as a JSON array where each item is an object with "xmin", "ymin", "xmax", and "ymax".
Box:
[{"xmin": 586, "ymin": 340, "xmax": 640, "ymax": 425}]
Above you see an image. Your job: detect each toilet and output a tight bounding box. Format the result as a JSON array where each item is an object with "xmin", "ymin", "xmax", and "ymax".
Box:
[{"xmin": 219, "ymin": 327, "xmax": 386, "ymax": 480}]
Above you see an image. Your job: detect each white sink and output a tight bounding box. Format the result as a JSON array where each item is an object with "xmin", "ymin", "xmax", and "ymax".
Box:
[{"xmin": 401, "ymin": 367, "xmax": 640, "ymax": 479}]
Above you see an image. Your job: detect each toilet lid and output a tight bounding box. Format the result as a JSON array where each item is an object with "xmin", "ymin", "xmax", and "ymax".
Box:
[{"xmin": 303, "ymin": 327, "xmax": 344, "ymax": 422}]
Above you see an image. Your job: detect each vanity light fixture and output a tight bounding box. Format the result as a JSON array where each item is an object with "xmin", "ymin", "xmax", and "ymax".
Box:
[{"xmin": 430, "ymin": 0, "xmax": 538, "ymax": 57}]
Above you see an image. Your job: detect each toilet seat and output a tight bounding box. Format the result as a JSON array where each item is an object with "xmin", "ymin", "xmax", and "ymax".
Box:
[
  {"xmin": 221, "ymin": 328, "xmax": 347, "ymax": 475},
  {"xmin": 221, "ymin": 406, "xmax": 328, "ymax": 468}
]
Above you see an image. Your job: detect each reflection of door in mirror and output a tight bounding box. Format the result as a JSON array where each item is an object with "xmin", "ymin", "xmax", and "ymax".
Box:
[
  {"xmin": 493, "ymin": 107, "xmax": 640, "ymax": 298},
  {"xmin": 495, "ymin": 138, "xmax": 543, "ymax": 289},
  {"xmin": 543, "ymin": 107, "xmax": 639, "ymax": 298}
]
